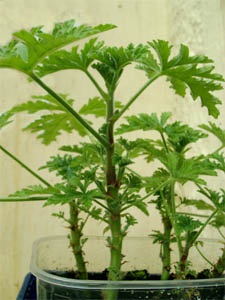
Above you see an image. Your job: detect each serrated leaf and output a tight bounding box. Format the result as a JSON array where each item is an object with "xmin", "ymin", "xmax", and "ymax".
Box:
[
  {"xmin": 159, "ymin": 152, "xmax": 217, "ymax": 184},
  {"xmin": 24, "ymin": 112, "xmax": 87, "ymax": 144},
  {"xmin": 176, "ymin": 215, "xmax": 202, "ymax": 234},
  {"xmin": 0, "ymin": 112, "xmax": 13, "ymax": 129},
  {"xmin": 92, "ymin": 43, "xmax": 149, "ymax": 89},
  {"xmin": 35, "ymin": 38, "xmax": 105, "ymax": 77},
  {"xmin": 165, "ymin": 122, "xmax": 207, "ymax": 153},
  {"xmin": 116, "ymin": 112, "xmax": 172, "ymax": 134},
  {"xmin": 139, "ymin": 40, "xmax": 224, "ymax": 118},
  {"xmin": 182, "ymin": 198, "xmax": 215, "ymax": 211},
  {"xmin": 79, "ymin": 97, "xmax": 123, "ymax": 118},
  {"xmin": 209, "ymin": 152, "xmax": 225, "ymax": 172},
  {"xmin": 9, "ymin": 185, "xmax": 57, "ymax": 197},
  {"xmin": 0, "ymin": 20, "xmax": 116, "ymax": 74},
  {"xmin": 79, "ymin": 97, "xmax": 106, "ymax": 117},
  {"xmin": 200, "ymin": 122, "xmax": 225, "ymax": 147},
  {"xmin": 7, "ymin": 94, "xmax": 88, "ymax": 144}
]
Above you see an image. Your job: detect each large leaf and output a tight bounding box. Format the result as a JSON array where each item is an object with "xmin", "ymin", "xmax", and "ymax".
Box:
[
  {"xmin": 0, "ymin": 20, "xmax": 116, "ymax": 74},
  {"xmin": 7, "ymin": 94, "xmax": 88, "ymax": 144},
  {"xmin": 138, "ymin": 40, "xmax": 224, "ymax": 118}
]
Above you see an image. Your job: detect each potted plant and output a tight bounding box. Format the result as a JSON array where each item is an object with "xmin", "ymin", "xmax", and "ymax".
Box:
[{"xmin": 0, "ymin": 19, "xmax": 224, "ymax": 300}]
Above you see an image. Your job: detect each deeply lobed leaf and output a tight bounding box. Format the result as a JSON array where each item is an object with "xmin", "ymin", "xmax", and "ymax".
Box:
[{"xmin": 0, "ymin": 20, "xmax": 116, "ymax": 74}]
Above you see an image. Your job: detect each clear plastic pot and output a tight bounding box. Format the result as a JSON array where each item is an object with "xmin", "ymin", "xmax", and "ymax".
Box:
[{"xmin": 30, "ymin": 235, "xmax": 225, "ymax": 300}]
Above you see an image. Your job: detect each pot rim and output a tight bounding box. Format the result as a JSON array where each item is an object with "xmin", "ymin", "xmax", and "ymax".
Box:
[{"xmin": 30, "ymin": 235, "xmax": 225, "ymax": 290}]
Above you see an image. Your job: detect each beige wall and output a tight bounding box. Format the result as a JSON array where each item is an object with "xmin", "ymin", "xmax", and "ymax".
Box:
[{"xmin": 0, "ymin": 1, "xmax": 224, "ymax": 299}]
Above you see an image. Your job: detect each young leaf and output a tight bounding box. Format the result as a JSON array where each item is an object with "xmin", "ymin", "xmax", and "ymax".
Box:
[
  {"xmin": 176, "ymin": 215, "xmax": 202, "ymax": 234},
  {"xmin": 165, "ymin": 122, "xmax": 207, "ymax": 153},
  {"xmin": 116, "ymin": 112, "xmax": 172, "ymax": 134},
  {"xmin": 92, "ymin": 43, "xmax": 149, "ymax": 89}
]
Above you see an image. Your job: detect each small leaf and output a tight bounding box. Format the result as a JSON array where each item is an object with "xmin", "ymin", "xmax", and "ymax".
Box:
[
  {"xmin": 0, "ymin": 112, "xmax": 13, "ymax": 129},
  {"xmin": 79, "ymin": 97, "xmax": 106, "ymax": 117},
  {"xmin": 116, "ymin": 112, "xmax": 171, "ymax": 134},
  {"xmin": 9, "ymin": 185, "xmax": 57, "ymax": 197}
]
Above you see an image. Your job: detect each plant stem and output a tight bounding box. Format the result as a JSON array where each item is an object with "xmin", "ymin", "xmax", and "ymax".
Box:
[
  {"xmin": 114, "ymin": 73, "xmax": 160, "ymax": 122},
  {"xmin": 30, "ymin": 73, "xmax": 109, "ymax": 148},
  {"xmin": 0, "ymin": 196, "xmax": 48, "ymax": 202},
  {"xmin": 195, "ymin": 244, "xmax": 214, "ymax": 267},
  {"xmin": 106, "ymin": 91, "xmax": 123, "ymax": 279},
  {"xmin": 161, "ymin": 216, "xmax": 172, "ymax": 280},
  {"xmin": 85, "ymin": 70, "xmax": 108, "ymax": 100},
  {"xmin": 0, "ymin": 144, "xmax": 51, "ymax": 187},
  {"xmin": 68, "ymin": 200, "xmax": 88, "ymax": 279}
]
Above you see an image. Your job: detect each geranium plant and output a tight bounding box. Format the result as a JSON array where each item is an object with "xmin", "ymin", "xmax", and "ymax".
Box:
[{"xmin": 0, "ymin": 20, "xmax": 224, "ymax": 299}]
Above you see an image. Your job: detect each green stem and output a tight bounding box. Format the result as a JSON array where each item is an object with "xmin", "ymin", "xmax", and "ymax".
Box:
[
  {"xmin": 114, "ymin": 73, "xmax": 160, "ymax": 122},
  {"xmin": 30, "ymin": 73, "xmax": 109, "ymax": 148},
  {"xmin": 161, "ymin": 216, "xmax": 172, "ymax": 280},
  {"xmin": 195, "ymin": 244, "xmax": 214, "ymax": 267},
  {"xmin": 85, "ymin": 70, "xmax": 108, "ymax": 100},
  {"xmin": 69, "ymin": 201, "xmax": 88, "ymax": 279},
  {"xmin": 0, "ymin": 144, "xmax": 51, "ymax": 187},
  {"xmin": 192, "ymin": 209, "xmax": 218, "ymax": 242},
  {"xmin": 218, "ymin": 227, "xmax": 225, "ymax": 240},
  {"xmin": 0, "ymin": 196, "xmax": 48, "ymax": 202}
]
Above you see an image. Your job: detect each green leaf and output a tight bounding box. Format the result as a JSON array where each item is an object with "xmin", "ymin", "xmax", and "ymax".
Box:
[
  {"xmin": 24, "ymin": 113, "xmax": 87, "ymax": 145},
  {"xmin": 9, "ymin": 185, "xmax": 57, "ymax": 197},
  {"xmin": 182, "ymin": 198, "xmax": 215, "ymax": 211},
  {"xmin": 35, "ymin": 38, "xmax": 105, "ymax": 77},
  {"xmin": 200, "ymin": 122, "xmax": 225, "ymax": 147},
  {"xmin": 79, "ymin": 97, "xmax": 106, "ymax": 117},
  {"xmin": 210, "ymin": 211, "xmax": 225, "ymax": 228},
  {"xmin": 139, "ymin": 40, "xmax": 224, "ymax": 118},
  {"xmin": 176, "ymin": 215, "xmax": 202, "ymax": 234},
  {"xmin": 209, "ymin": 152, "xmax": 225, "ymax": 172},
  {"xmin": 165, "ymin": 122, "xmax": 207, "ymax": 153},
  {"xmin": 92, "ymin": 43, "xmax": 149, "ymax": 89},
  {"xmin": 116, "ymin": 112, "xmax": 172, "ymax": 134},
  {"xmin": 159, "ymin": 152, "xmax": 217, "ymax": 184},
  {"xmin": 8, "ymin": 94, "xmax": 88, "ymax": 144},
  {"xmin": 0, "ymin": 20, "xmax": 116, "ymax": 74},
  {"xmin": 79, "ymin": 97, "xmax": 123, "ymax": 118},
  {"xmin": 0, "ymin": 112, "xmax": 13, "ymax": 129}
]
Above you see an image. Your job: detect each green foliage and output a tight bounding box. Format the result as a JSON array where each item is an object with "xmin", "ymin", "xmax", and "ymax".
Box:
[
  {"xmin": 0, "ymin": 20, "xmax": 224, "ymax": 284},
  {"xmin": 35, "ymin": 38, "xmax": 105, "ymax": 76},
  {"xmin": 200, "ymin": 122, "xmax": 225, "ymax": 147},
  {"xmin": 138, "ymin": 40, "xmax": 224, "ymax": 117},
  {"xmin": 92, "ymin": 43, "xmax": 149, "ymax": 90},
  {"xmin": 0, "ymin": 20, "xmax": 116, "ymax": 74},
  {"xmin": 6, "ymin": 94, "xmax": 88, "ymax": 144},
  {"xmin": 0, "ymin": 112, "xmax": 12, "ymax": 129}
]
